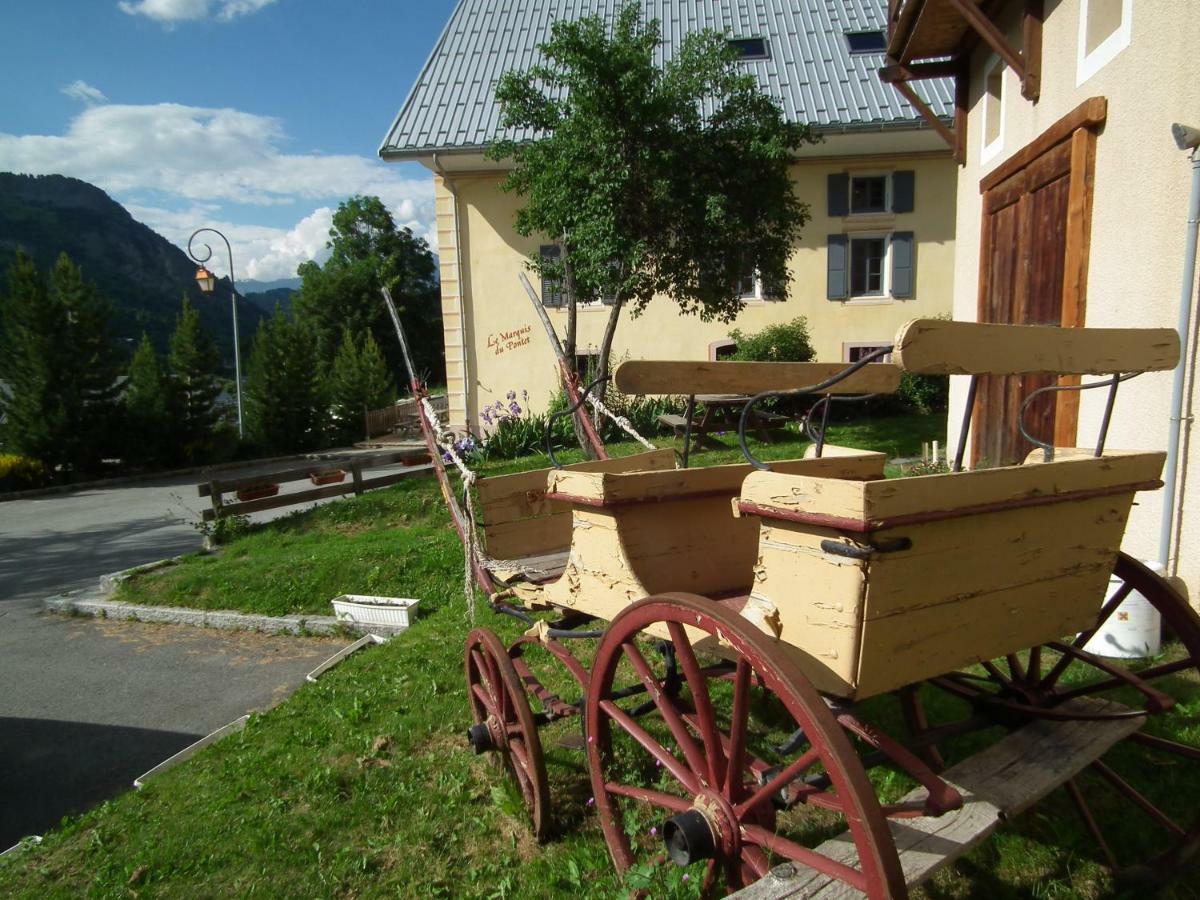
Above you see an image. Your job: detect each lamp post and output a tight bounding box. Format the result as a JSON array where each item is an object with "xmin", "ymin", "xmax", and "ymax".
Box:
[{"xmin": 187, "ymin": 228, "xmax": 244, "ymax": 438}]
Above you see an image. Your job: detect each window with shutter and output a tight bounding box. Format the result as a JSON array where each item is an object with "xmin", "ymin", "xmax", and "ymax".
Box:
[
  {"xmin": 891, "ymin": 171, "xmax": 915, "ymax": 213},
  {"xmin": 827, "ymin": 174, "xmax": 849, "ymax": 217},
  {"xmin": 890, "ymin": 232, "xmax": 915, "ymax": 299},
  {"xmin": 827, "ymin": 235, "xmax": 849, "ymax": 300},
  {"xmin": 539, "ymin": 244, "xmax": 564, "ymax": 307}
]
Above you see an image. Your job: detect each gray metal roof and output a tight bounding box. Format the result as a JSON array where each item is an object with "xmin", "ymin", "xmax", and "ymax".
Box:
[{"xmin": 380, "ymin": 0, "xmax": 955, "ymax": 159}]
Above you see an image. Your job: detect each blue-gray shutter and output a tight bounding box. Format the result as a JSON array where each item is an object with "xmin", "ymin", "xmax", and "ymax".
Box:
[
  {"xmin": 890, "ymin": 232, "xmax": 915, "ymax": 298},
  {"xmin": 539, "ymin": 244, "xmax": 562, "ymax": 307},
  {"xmin": 827, "ymin": 235, "xmax": 849, "ymax": 300},
  {"xmin": 891, "ymin": 170, "xmax": 915, "ymax": 213},
  {"xmin": 827, "ymin": 173, "xmax": 849, "ymax": 217}
]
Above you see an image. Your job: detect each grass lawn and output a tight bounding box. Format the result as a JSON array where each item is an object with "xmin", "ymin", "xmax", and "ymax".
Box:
[{"xmin": 8, "ymin": 410, "xmax": 1199, "ymax": 897}]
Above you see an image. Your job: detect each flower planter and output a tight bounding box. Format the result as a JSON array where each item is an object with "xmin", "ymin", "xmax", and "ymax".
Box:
[
  {"xmin": 309, "ymin": 469, "xmax": 347, "ymax": 486},
  {"xmin": 330, "ymin": 595, "xmax": 420, "ymax": 629},
  {"xmin": 236, "ymin": 483, "xmax": 279, "ymax": 502}
]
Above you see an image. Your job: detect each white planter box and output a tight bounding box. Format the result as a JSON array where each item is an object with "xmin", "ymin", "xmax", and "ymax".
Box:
[{"xmin": 330, "ymin": 595, "xmax": 419, "ymax": 629}]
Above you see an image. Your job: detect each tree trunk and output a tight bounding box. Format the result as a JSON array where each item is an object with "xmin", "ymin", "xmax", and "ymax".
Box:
[{"xmin": 595, "ymin": 293, "xmax": 627, "ymax": 409}]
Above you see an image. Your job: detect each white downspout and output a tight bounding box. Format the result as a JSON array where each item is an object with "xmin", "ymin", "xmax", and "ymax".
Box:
[
  {"xmin": 1158, "ymin": 125, "xmax": 1200, "ymax": 571},
  {"xmin": 432, "ymin": 152, "xmax": 472, "ymax": 435}
]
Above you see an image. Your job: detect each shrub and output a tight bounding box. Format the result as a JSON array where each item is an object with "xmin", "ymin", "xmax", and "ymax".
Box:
[
  {"xmin": 476, "ymin": 389, "xmax": 571, "ymax": 461},
  {"xmin": 0, "ymin": 453, "xmax": 48, "ymax": 492},
  {"xmin": 727, "ymin": 317, "xmax": 814, "ymax": 362},
  {"xmin": 896, "ymin": 372, "xmax": 949, "ymax": 414}
]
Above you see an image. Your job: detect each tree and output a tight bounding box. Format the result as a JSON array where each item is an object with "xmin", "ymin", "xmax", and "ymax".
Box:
[
  {"xmin": 292, "ymin": 196, "xmax": 443, "ymax": 386},
  {"xmin": 490, "ymin": 4, "xmax": 815, "ymax": 403},
  {"xmin": 0, "ymin": 252, "xmax": 121, "ymax": 476},
  {"xmin": 244, "ymin": 307, "xmax": 328, "ymax": 455},
  {"xmin": 329, "ymin": 329, "xmax": 395, "ymax": 444},
  {"xmin": 167, "ymin": 296, "xmax": 223, "ymax": 465},
  {"xmin": 123, "ymin": 333, "xmax": 172, "ymax": 467}
]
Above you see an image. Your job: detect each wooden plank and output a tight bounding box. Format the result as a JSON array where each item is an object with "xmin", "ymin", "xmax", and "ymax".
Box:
[
  {"xmin": 1021, "ymin": 0, "xmax": 1043, "ymax": 102},
  {"xmin": 893, "ymin": 319, "xmax": 1180, "ymax": 376},
  {"xmin": 201, "ymin": 464, "xmax": 434, "ymax": 521},
  {"xmin": 730, "ymin": 698, "xmax": 1144, "ymax": 899},
  {"xmin": 200, "ymin": 449, "xmax": 428, "ymax": 496},
  {"xmin": 613, "ymin": 361, "xmax": 901, "ymax": 397},
  {"xmin": 548, "ymin": 455, "xmax": 886, "ymax": 506},
  {"xmin": 483, "ymin": 512, "xmax": 571, "ymax": 561},
  {"xmin": 739, "ymin": 451, "xmax": 1165, "ymax": 528},
  {"xmin": 477, "ymin": 450, "xmax": 675, "ymax": 525},
  {"xmin": 979, "ymin": 97, "xmax": 1107, "ymax": 193}
]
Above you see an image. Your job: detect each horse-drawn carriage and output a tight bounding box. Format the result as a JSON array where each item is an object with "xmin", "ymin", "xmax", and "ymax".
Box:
[{"xmin": 400, "ymin": 313, "xmax": 1198, "ymax": 898}]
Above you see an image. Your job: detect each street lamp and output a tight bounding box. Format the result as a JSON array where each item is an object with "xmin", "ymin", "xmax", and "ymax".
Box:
[{"xmin": 187, "ymin": 228, "xmax": 244, "ymax": 438}]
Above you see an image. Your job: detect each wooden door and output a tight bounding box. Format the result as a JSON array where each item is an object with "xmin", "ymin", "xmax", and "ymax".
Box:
[{"xmin": 973, "ymin": 102, "xmax": 1103, "ymax": 466}]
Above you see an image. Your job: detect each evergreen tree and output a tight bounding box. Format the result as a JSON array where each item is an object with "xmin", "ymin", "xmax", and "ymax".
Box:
[
  {"xmin": 329, "ymin": 329, "xmax": 395, "ymax": 444},
  {"xmin": 123, "ymin": 333, "xmax": 172, "ymax": 466},
  {"xmin": 167, "ymin": 296, "xmax": 222, "ymax": 464},
  {"xmin": 0, "ymin": 252, "xmax": 121, "ymax": 476},
  {"xmin": 244, "ymin": 307, "xmax": 328, "ymax": 454}
]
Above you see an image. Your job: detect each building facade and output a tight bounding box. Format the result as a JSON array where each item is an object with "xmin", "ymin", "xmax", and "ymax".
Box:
[
  {"xmin": 382, "ymin": 0, "xmax": 958, "ymax": 435},
  {"xmin": 886, "ymin": 0, "xmax": 1200, "ymax": 596}
]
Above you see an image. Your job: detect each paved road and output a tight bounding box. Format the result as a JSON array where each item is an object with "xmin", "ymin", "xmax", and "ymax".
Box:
[{"xmin": 0, "ymin": 450, "xmax": 423, "ymax": 849}]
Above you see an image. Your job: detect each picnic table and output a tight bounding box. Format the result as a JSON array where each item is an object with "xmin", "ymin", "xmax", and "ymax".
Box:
[{"xmin": 658, "ymin": 394, "xmax": 787, "ymax": 463}]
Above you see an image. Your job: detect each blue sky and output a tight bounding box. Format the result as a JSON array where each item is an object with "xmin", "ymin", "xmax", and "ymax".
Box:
[{"xmin": 0, "ymin": 0, "xmax": 460, "ymax": 280}]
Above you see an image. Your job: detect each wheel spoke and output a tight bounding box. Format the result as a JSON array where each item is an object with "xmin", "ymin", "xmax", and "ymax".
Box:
[
  {"xmin": 603, "ymin": 782, "xmax": 693, "ymax": 814},
  {"xmin": 599, "ymin": 699, "xmax": 700, "ymax": 793},
  {"xmin": 1026, "ymin": 645, "xmax": 1042, "ymax": 686},
  {"xmin": 471, "ymin": 682, "xmax": 503, "ymax": 722},
  {"xmin": 741, "ymin": 823, "xmax": 867, "ymax": 892},
  {"xmin": 724, "ymin": 658, "xmax": 752, "ymax": 803},
  {"xmin": 666, "ymin": 621, "xmax": 725, "ymax": 789},
  {"xmin": 1092, "ymin": 760, "xmax": 1186, "ymax": 836},
  {"xmin": 1066, "ymin": 778, "xmax": 1119, "ymax": 870},
  {"xmin": 1044, "ymin": 642, "xmax": 1175, "ymax": 712},
  {"xmin": 1129, "ymin": 731, "xmax": 1200, "ymax": 762},
  {"xmin": 1006, "ymin": 654, "xmax": 1026, "ymax": 683},
  {"xmin": 734, "ymin": 747, "xmax": 822, "ymax": 817},
  {"xmin": 1071, "ymin": 581, "xmax": 1135, "ymax": 650},
  {"xmin": 620, "ymin": 642, "xmax": 709, "ymax": 780}
]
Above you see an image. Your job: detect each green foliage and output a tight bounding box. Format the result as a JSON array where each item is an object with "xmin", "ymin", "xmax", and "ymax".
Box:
[
  {"xmin": 168, "ymin": 296, "xmax": 225, "ymax": 464},
  {"xmin": 329, "ymin": 329, "xmax": 395, "ymax": 444},
  {"xmin": 726, "ymin": 316, "xmax": 815, "ymax": 362},
  {"xmin": 491, "ymin": 4, "xmax": 815, "ymax": 325},
  {"xmin": 122, "ymin": 333, "xmax": 173, "ymax": 467},
  {"xmin": 292, "ymin": 196, "xmax": 442, "ymax": 384},
  {"xmin": 0, "ymin": 453, "xmax": 48, "ymax": 491},
  {"xmin": 244, "ymin": 307, "xmax": 329, "ymax": 455},
  {"xmin": 896, "ymin": 371, "xmax": 950, "ymax": 414},
  {"xmin": 0, "ymin": 251, "xmax": 122, "ymax": 476}
]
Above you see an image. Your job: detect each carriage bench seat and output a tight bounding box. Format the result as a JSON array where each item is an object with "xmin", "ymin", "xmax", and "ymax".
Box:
[
  {"xmin": 540, "ymin": 452, "xmax": 887, "ymax": 622},
  {"xmin": 734, "ymin": 450, "xmax": 1166, "ymax": 700}
]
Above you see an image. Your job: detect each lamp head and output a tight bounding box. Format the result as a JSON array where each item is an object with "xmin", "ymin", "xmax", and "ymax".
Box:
[
  {"xmin": 1172, "ymin": 123, "xmax": 1200, "ymax": 152},
  {"xmin": 194, "ymin": 265, "xmax": 216, "ymax": 294}
]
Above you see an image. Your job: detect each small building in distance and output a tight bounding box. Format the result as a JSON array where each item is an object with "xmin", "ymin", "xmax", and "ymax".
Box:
[{"xmin": 380, "ymin": 0, "xmax": 958, "ymax": 434}]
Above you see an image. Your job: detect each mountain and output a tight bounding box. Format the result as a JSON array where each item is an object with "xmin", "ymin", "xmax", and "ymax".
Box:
[
  {"xmin": 239, "ymin": 277, "xmax": 302, "ymax": 293},
  {"xmin": 243, "ymin": 286, "xmax": 295, "ymax": 315},
  {"xmin": 0, "ymin": 173, "xmax": 265, "ymax": 371}
]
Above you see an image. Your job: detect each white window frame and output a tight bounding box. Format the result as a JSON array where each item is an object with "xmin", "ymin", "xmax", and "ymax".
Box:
[
  {"xmin": 980, "ymin": 55, "xmax": 1006, "ymax": 165},
  {"xmin": 1077, "ymin": 0, "xmax": 1132, "ymax": 86},
  {"xmin": 709, "ymin": 339, "xmax": 738, "ymax": 361},
  {"xmin": 848, "ymin": 172, "xmax": 891, "ymax": 216},
  {"xmin": 847, "ymin": 232, "xmax": 891, "ymax": 301},
  {"xmin": 843, "ymin": 342, "xmax": 894, "ymax": 364}
]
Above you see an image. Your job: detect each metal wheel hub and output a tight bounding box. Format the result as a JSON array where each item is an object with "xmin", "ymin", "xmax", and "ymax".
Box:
[{"xmin": 663, "ymin": 791, "xmax": 742, "ymax": 867}]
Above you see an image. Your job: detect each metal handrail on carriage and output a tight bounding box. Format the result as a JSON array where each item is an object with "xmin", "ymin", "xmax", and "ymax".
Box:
[{"xmin": 387, "ymin": 291, "xmax": 1198, "ymax": 898}]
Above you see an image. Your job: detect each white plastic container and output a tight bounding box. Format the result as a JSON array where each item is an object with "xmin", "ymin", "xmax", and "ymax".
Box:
[
  {"xmin": 330, "ymin": 595, "xmax": 420, "ymax": 629},
  {"xmin": 1082, "ymin": 561, "xmax": 1163, "ymax": 659}
]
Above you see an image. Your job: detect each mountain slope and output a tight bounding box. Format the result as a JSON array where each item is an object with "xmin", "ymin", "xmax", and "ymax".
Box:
[{"xmin": 0, "ymin": 173, "xmax": 264, "ymax": 370}]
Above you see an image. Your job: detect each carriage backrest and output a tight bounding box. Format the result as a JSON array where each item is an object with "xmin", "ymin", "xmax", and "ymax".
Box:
[
  {"xmin": 893, "ymin": 319, "xmax": 1180, "ymax": 375},
  {"xmin": 613, "ymin": 360, "xmax": 901, "ymax": 396},
  {"xmin": 477, "ymin": 449, "xmax": 676, "ymax": 560}
]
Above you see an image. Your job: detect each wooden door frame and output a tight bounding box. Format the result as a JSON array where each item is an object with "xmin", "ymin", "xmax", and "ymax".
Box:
[{"xmin": 974, "ymin": 97, "xmax": 1106, "ymax": 455}]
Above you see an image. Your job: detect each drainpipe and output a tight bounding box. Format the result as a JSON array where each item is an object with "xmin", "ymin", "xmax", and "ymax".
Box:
[
  {"xmin": 431, "ymin": 152, "xmax": 471, "ymax": 434},
  {"xmin": 1158, "ymin": 124, "xmax": 1200, "ymax": 570}
]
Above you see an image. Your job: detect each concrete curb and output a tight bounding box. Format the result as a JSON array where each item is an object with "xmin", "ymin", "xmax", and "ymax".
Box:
[
  {"xmin": 133, "ymin": 716, "xmax": 250, "ymax": 788},
  {"xmin": 306, "ymin": 633, "xmax": 389, "ymax": 682},
  {"xmin": 43, "ymin": 595, "xmax": 409, "ymax": 637}
]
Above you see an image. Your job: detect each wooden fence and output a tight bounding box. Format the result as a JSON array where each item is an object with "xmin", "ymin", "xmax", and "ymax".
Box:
[
  {"xmin": 197, "ymin": 447, "xmax": 431, "ymax": 522},
  {"xmin": 364, "ymin": 395, "xmax": 449, "ymax": 438}
]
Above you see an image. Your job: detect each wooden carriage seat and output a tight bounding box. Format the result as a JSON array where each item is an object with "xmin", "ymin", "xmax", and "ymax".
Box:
[
  {"xmin": 540, "ymin": 453, "xmax": 887, "ymax": 621},
  {"xmin": 731, "ymin": 317, "xmax": 1180, "ymax": 701},
  {"xmin": 476, "ymin": 449, "xmax": 676, "ymax": 586}
]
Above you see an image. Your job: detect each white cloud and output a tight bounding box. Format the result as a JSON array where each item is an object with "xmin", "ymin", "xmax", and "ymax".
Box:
[
  {"xmin": 117, "ymin": 0, "xmax": 277, "ymax": 24},
  {"xmin": 0, "ymin": 101, "xmax": 437, "ymax": 278},
  {"xmin": 61, "ymin": 81, "xmax": 108, "ymax": 105}
]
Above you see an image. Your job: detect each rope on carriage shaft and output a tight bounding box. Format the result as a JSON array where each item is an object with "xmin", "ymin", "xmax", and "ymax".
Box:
[{"xmin": 585, "ymin": 390, "xmax": 656, "ymax": 450}]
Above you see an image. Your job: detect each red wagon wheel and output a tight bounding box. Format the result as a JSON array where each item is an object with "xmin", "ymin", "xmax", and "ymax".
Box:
[
  {"xmin": 904, "ymin": 553, "xmax": 1200, "ymax": 883},
  {"xmin": 585, "ymin": 593, "xmax": 906, "ymax": 898},
  {"xmin": 464, "ymin": 628, "xmax": 551, "ymax": 841}
]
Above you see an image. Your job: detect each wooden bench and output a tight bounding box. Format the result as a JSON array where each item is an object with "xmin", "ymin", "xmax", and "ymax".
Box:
[{"xmin": 656, "ymin": 413, "xmax": 689, "ymax": 436}]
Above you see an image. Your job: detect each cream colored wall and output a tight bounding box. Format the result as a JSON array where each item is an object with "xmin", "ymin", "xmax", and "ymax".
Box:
[
  {"xmin": 948, "ymin": 0, "xmax": 1200, "ymax": 592},
  {"xmin": 443, "ymin": 152, "xmax": 956, "ymax": 434}
]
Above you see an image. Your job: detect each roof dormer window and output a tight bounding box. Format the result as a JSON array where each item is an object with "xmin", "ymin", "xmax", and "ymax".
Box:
[
  {"xmin": 844, "ymin": 31, "xmax": 887, "ymax": 55},
  {"xmin": 728, "ymin": 37, "xmax": 769, "ymax": 60}
]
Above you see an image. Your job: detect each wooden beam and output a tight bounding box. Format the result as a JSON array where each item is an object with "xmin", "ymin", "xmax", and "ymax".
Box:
[
  {"xmin": 880, "ymin": 59, "xmax": 960, "ymax": 82},
  {"xmin": 946, "ymin": 0, "xmax": 1026, "ymax": 79},
  {"xmin": 1022, "ymin": 0, "xmax": 1044, "ymax": 102},
  {"xmin": 613, "ymin": 361, "xmax": 901, "ymax": 397},
  {"xmin": 979, "ymin": 97, "xmax": 1108, "ymax": 193},
  {"xmin": 892, "ymin": 79, "xmax": 957, "ymax": 151}
]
